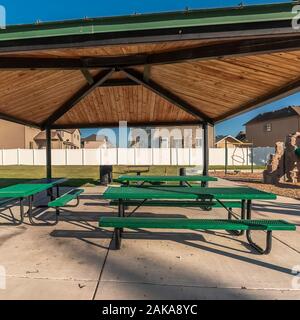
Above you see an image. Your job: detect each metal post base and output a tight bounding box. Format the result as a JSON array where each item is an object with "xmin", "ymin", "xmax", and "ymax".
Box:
[
  {"xmin": 114, "ymin": 228, "xmax": 122, "ymax": 250},
  {"xmin": 28, "ymin": 196, "xmax": 59, "ymax": 226},
  {"xmin": 246, "ymin": 230, "xmax": 272, "ymax": 255}
]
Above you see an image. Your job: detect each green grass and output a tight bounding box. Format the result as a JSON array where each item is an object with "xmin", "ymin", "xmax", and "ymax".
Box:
[
  {"xmin": 0, "ymin": 166, "xmax": 100, "ymax": 188},
  {"xmin": 0, "ymin": 165, "xmax": 265, "ymax": 188},
  {"xmin": 0, "ymin": 165, "xmax": 188, "ymax": 188}
]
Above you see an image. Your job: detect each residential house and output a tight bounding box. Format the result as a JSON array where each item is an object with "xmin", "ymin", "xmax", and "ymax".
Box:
[
  {"xmin": 81, "ymin": 134, "xmax": 114, "ymax": 149},
  {"xmin": 0, "ymin": 119, "xmax": 40, "ymax": 149},
  {"xmin": 215, "ymin": 135, "xmax": 243, "ymax": 148},
  {"xmin": 34, "ymin": 129, "xmax": 81, "ymax": 149},
  {"xmin": 235, "ymin": 131, "xmax": 247, "ymax": 142},
  {"xmin": 130, "ymin": 125, "xmax": 215, "ymax": 148},
  {"xmin": 245, "ymin": 106, "xmax": 300, "ymax": 147}
]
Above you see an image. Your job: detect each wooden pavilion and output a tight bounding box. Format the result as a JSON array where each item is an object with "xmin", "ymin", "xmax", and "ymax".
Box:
[{"xmin": 0, "ymin": 2, "xmax": 300, "ymax": 177}]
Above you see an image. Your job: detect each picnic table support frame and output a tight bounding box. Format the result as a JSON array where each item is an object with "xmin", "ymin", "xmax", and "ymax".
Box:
[
  {"xmin": 245, "ymin": 200, "xmax": 272, "ymax": 254},
  {"xmin": 115, "ymin": 199, "xmax": 125, "ymax": 249}
]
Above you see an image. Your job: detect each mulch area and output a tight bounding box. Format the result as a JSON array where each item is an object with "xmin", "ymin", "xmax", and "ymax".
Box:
[{"xmin": 212, "ymin": 171, "xmax": 300, "ymax": 200}]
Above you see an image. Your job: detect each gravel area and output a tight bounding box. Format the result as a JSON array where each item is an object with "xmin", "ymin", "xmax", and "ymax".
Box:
[{"xmin": 212, "ymin": 171, "xmax": 300, "ymax": 200}]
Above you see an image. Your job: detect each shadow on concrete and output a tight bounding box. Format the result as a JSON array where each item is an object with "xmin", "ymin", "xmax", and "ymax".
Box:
[
  {"xmin": 253, "ymin": 202, "xmax": 300, "ymax": 225},
  {"xmin": 50, "ymin": 222, "xmax": 294, "ymax": 277}
]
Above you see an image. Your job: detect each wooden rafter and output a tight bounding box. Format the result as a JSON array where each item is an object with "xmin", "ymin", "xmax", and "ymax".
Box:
[
  {"xmin": 42, "ymin": 68, "xmax": 115, "ymax": 129},
  {"xmin": 51, "ymin": 120, "xmax": 203, "ymax": 129},
  {"xmin": 2, "ymin": 35, "xmax": 300, "ymax": 70},
  {"xmin": 0, "ymin": 112, "xmax": 40, "ymax": 129}
]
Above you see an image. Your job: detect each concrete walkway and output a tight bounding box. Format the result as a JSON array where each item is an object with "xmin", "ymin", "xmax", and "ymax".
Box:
[{"xmin": 0, "ymin": 179, "xmax": 299, "ymax": 300}]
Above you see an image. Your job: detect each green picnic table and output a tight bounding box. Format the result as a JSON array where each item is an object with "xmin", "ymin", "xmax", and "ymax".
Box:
[
  {"xmin": 0, "ymin": 178, "xmax": 68, "ymax": 225},
  {"xmin": 115, "ymin": 175, "xmax": 218, "ymax": 187},
  {"xmin": 100, "ymin": 186, "xmax": 293, "ymax": 254}
]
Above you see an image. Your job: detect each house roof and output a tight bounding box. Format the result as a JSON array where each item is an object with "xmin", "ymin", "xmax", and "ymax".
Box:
[
  {"xmin": 34, "ymin": 131, "xmax": 61, "ymax": 141},
  {"xmin": 82, "ymin": 134, "xmax": 107, "ymax": 142},
  {"xmin": 215, "ymin": 135, "xmax": 243, "ymax": 145},
  {"xmin": 0, "ymin": 2, "xmax": 300, "ymax": 129},
  {"xmin": 245, "ymin": 106, "xmax": 300, "ymax": 125}
]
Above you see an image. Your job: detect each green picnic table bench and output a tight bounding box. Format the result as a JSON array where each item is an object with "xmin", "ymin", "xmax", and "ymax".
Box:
[
  {"xmin": 0, "ymin": 178, "xmax": 81, "ymax": 225},
  {"xmin": 99, "ymin": 217, "xmax": 296, "ymax": 254},
  {"xmin": 100, "ymin": 186, "xmax": 296, "ymax": 254},
  {"xmin": 48, "ymin": 188, "xmax": 84, "ymax": 215},
  {"xmin": 115, "ymin": 175, "xmax": 218, "ymax": 187}
]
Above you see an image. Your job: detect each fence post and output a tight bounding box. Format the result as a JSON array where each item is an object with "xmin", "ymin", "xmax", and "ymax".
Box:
[{"xmin": 82, "ymin": 148, "xmax": 85, "ymax": 166}]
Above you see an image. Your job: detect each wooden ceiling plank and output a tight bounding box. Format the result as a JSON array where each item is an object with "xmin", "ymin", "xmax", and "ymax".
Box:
[
  {"xmin": 216, "ymin": 75, "xmax": 300, "ymax": 123},
  {"xmin": 122, "ymin": 68, "xmax": 212, "ymax": 124}
]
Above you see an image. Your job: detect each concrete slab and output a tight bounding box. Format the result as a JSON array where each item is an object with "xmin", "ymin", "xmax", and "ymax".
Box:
[
  {"xmin": 99, "ymin": 226, "xmax": 299, "ymax": 291},
  {"xmin": 0, "ymin": 180, "xmax": 299, "ymax": 300},
  {"xmin": 0, "ymin": 277, "xmax": 97, "ymax": 300},
  {"xmin": 0, "ymin": 190, "xmax": 111, "ymax": 300},
  {"xmin": 96, "ymin": 282, "xmax": 300, "ymax": 300}
]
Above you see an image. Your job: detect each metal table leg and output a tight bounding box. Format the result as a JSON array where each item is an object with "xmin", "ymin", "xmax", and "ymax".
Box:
[
  {"xmin": 18, "ymin": 198, "xmax": 25, "ymax": 225},
  {"xmin": 28, "ymin": 195, "xmax": 59, "ymax": 226},
  {"xmin": 217, "ymin": 199, "xmax": 245, "ymax": 236},
  {"xmin": 114, "ymin": 199, "xmax": 124, "ymax": 249},
  {"xmin": 245, "ymin": 200, "xmax": 272, "ymax": 254}
]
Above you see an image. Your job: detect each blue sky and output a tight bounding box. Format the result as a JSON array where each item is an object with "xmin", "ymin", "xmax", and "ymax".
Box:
[{"xmin": 1, "ymin": 0, "xmax": 296, "ymax": 138}]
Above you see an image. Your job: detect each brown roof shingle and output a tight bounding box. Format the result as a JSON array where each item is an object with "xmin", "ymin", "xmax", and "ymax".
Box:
[{"xmin": 245, "ymin": 106, "xmax": 300, "ymax": 126}]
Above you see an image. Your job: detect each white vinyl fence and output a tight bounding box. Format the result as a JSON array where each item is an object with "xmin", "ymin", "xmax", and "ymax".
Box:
[
  {"xmin": 0, "ymin": 147, "xmax": 274, "ymax": 167},
  {"xmin": 0, "ymin": 148, "xmax": 203, "ymax": 166},
  {"xmin": 209, "ymin": 147, "xmax": 274, "ymax": 166}
]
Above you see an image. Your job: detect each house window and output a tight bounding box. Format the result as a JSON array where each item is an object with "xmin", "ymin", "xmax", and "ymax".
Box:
[
  {"xmin": 159, "ymin": 137, "xmax": 169, "ymax": 148},
  {"xmin": 173, "ymin": 139, "xmax": 183, "ymax": 149},
  {"xmin": 195, "ymin": 138, "xmax": 202, "ymax": 148},
  {"xmin": 264, "ymin": 123, "xmax": 272, "ymax": 132}
]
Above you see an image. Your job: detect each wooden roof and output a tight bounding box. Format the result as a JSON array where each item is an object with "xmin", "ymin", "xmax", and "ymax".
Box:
[{"xmin": 0, "ymin": 2, "xmax": 300, "ymax": 129}]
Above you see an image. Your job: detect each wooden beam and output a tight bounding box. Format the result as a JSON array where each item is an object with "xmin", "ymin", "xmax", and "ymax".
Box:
[
  {"xmin": 215, "ymin": 76, "xmax": 300, "ymax": 123},
  {"xmin": 51, "ymin": 120, "xmax": 203, "ymax": 129},
  {"xmin": 143, "ymin": 65, "xmax": 151, "ymax": 82},
  {"xmin": 80, "ymin": 69, "xmax": 94, "ymax": 85},
  {"xmin": 0, "ymin": 19, "xmax": 294, "ymax": 54},
  {"xmin": 0, "ymin": 112, "xmax": 41, "ymax": 129},
  {"xmin": 122, "ymin": 68, "xmax": 213, "ymax": 124},
  {"xmin": 147, "ymin": 36, "xmax": 300, "ymax": 66},
  {"xmin": 42, "ymin": 68, "xmax": 115, "ymax": 129},
  {"xmin": 2, "ymin": 35, "xmax": 300, "ymax": 70},
  {"xmin": 99, "ymin": 79, "xmax": 140, "ymax": 87}
]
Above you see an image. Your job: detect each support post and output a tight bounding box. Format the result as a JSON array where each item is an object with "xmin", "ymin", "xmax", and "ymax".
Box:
[
  {"xmin": 203, "ymin": 123, "xmax": 209, "ymax": 178},
  {"xmin": 46, "ymin": 127, "xmax": 52, "ymax": 180},
  {"xmin": 225, "ymin": 140, "xmax": 228, "ymax": 175},
  {"xmin": 251, "ymin": 143, "xmax": 254, "ymax": 174}
]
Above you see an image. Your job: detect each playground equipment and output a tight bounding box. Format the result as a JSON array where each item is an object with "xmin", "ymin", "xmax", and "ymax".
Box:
[
  {"xmin": 225, "ymin": 140, "xmax": 254, "ymax": 174},
  {"xmin": 264, "ymin": 132, "xmax": 300, "ymax": 184}
]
